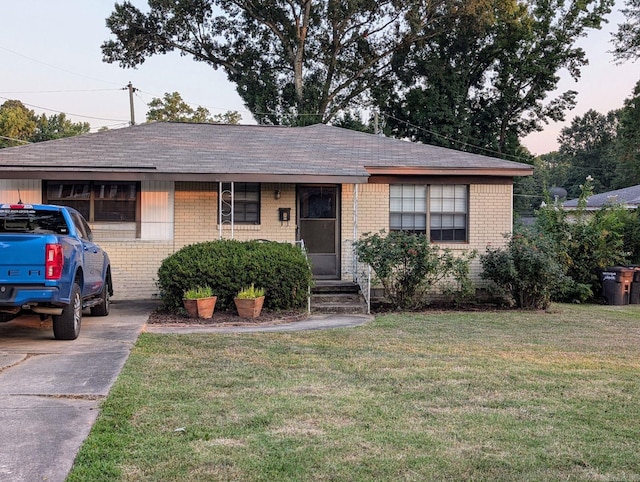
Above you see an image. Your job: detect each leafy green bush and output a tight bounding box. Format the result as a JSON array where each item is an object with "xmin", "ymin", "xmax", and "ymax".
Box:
[
  {"xmin": 535, "ymin": 177, "xmax": 628, "ymax": 300},
  {"xmin": 480, "ymin": 229, "xmax": 573, "ymax": 309},
  {"xmin": 354, "ymin": 230, "xmax": 476, "ymax": 309},
  {"xmin": 157, "ymin": 240, "xmax": 312, "ymax": 312},
  {"xmin": 620, "ymin": 208, "xmax": 640, "ymax": 265}
]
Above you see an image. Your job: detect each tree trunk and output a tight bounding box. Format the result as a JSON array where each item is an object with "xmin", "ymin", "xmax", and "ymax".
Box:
[{"xmin": 294, "ymin": 0, "xmax": 313, "ymax": 117}]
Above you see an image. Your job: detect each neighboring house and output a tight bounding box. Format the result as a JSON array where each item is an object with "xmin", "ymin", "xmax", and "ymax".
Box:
[
  {"xmin": 0, "ymin": 122, "xmax": 533, "ymax": 300},
  {"xmin": 563, "ymin": 185, "xmax": 640, "ymax": 211}
]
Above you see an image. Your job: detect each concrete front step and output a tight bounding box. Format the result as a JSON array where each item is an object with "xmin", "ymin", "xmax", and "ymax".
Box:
[
  {"xmin": 312, "ymin": 281, "xmax": 360, "ymax": 294},
  {"xmin": 310, "ymin": 282, "xmax": 368, "ymax": 314},
  {"xmin": 312, "ymin": 293, "xmax": 362, "ymax": 304},
  {"xmin": 312, "ymin": 302, "xmax": 369, "ymax": 314}
]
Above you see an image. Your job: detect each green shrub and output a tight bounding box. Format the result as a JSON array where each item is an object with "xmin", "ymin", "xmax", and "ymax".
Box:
[
  {"xmin": 157, "ymin": 240, "xmax": 312, "ymax": 312},
  {"xmin": 354, "ymin": 230, "xmax": 476, "ymax": 310},
  {"xmin": 535, "ymin": 177, "xmax": 628, "ymax": 300},
  {"xmin": 620, "ymin": 208, "xmax": 640, "ymax": 264},
  {"xmin": 480, "ymin": 229, "xmax": 573, "ymax": 309}
]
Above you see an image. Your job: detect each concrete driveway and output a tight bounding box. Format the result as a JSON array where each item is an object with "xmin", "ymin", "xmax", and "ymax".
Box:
[{"xmin": 0, "ymin": 300, "xmax": 156, "ymax": 482}]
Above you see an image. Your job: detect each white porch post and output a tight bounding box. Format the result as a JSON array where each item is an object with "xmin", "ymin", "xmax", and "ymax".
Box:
[{"xmin": 218, "ymin": 181, "xmax": 235, "ymax": 240}]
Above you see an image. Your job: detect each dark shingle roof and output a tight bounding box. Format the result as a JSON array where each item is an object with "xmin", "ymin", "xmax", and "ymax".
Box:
[
  {"xmin": 0, "ymin": 122, "xmax": 532, "ymax": 182},
  {"xmin": 563, "ymin": 185, "xmax": 640, "ymax": 210}
]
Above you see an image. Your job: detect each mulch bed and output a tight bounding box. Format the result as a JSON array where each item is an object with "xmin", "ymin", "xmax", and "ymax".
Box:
[
  {"xmin": 146, "ymin": 302, "xmax": 510, "ymax": 327},
  {"xmin": 147, "ymin": 308, "xmax": 309, "ymax": 327}
]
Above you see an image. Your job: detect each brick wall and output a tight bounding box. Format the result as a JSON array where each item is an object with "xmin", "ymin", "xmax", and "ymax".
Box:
[
  {"xmin": 340, "ymin": 183, "xmax": 390, "ymax": 281},
  {"xmin": 0, "ymin": 180, "xmax": 512, "ymax": 300},
  {"xmin": 467, "ymin": 183, "xmax": 513, "ymax": 279},
  {"xmin": 173, "ymin": 182, "xmax": 298, "ymax": 246},
  {"xmin": 100, "ymin": 240, "xmax": 174, "ymax": 300},
  {"xmin": 341, "ymin": 182, "xmax": 513, "ymax": 284}
]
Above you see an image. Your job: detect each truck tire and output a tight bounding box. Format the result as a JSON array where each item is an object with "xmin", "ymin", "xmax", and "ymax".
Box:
[
  {"xmin": 0, "ymin": 314, "xmax": 16, "ymax": 323},
  {"xmin": 90, "ymin": 277, "xmax": 110, "ymax": 317},
  {"xmin": 52, "ymin": 282, "xmax": 82, "ymax": 340}
]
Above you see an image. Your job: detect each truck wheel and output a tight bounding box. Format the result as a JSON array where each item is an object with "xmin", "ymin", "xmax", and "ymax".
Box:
[
  {"xmin": 90, "ymin": 278, "xmax": 110, "ymax": 317},
  {"xmin": 52, "ymin": 282, "xmax": 82, "ymax": 340}
]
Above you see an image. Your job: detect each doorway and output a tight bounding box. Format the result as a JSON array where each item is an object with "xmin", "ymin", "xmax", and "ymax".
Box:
[{"xmin": 298, "ymin": 185, "xmax": 340, "ymax": 279}]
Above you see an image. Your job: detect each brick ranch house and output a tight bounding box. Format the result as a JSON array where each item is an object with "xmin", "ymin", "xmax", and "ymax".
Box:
[{"xmin": 0, "ymin": 122, "xmax": 532, "ymax": 301}]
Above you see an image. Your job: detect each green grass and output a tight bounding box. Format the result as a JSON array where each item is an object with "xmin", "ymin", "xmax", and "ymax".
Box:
[{"xmin": 67, "ymin": 304, "xmax": 640, "ymax": 481}]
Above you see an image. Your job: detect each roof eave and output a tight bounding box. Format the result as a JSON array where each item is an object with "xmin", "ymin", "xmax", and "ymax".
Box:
[
  {"xmin": 0, "ymin": 170, "xmax": 369, "ymax": 184},
  {"xmin": 365, "ymin": 166, "xmax": 533, "ymax": 177}
]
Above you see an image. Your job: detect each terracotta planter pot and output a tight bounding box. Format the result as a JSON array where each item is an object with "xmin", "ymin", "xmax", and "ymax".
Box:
[
  {"xmin": 234, "ymin": 296, "xmax": 265, "ymax": 318},
  {"xmin": 183, "ymin": 296, "xmax": 217, "ymax": 319}
]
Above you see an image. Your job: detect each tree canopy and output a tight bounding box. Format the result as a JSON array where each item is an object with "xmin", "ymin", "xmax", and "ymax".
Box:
[
  {"xmin": 102, "ymin": 0, "xmax": 453, "ymax": 126},
  {"xmin": 613, "ymin": 80, "xmax": 640, "ymax": 186},
  {"xmin": 558, "ymin": 109, "xmax": 619, "ymax": 197},
  {"xmin": 146, "ymin": 91, "xmax": 241, "ymax": 123},
  {"xmin": 612, "ymin": 0, "xmax": 640, "ymax": 61},
  {"xmin": 0, "ymin": 100, "xmax": 36, "ymax": 147},
  {"xmin": 513, "ymin": 80, "xmax": 640, "ymax": 212},
  {"xmin": 0, "ymin": 100, "xmax": 90, "ymax": 148},
  {"xmin": 378, "ymin": 0, "xmax": 613, "ymax": 158},
  {"xmin": 103, "ymin": 0, "xmax": 613, "ymax": 156}
]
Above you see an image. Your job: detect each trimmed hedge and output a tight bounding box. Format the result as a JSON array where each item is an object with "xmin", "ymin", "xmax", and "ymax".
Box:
[{"xmin": 157, "ymin": 240, "xmax": 313, "ymax": 312}]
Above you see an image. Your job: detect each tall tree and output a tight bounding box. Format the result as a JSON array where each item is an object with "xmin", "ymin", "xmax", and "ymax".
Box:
[
  {"xmin": 102, "ymin": 0, "xmax": 452, "ymax": 126},
  {"xmin": 612, "ymin": 0, "xmax": 640, "ymax": 61},
  {"xmin": 613, "ymin": 80, "xmax": 640, "ymax": 186},
  {"xmin": 32, "ymin": 113, "xmax": 90, "ymax": 142},
  {"xmin": 0, "ymin": 100, "xmax": 37, "ymax": 148},
  {"xmin": 0, "ymin": 100, "xmax": 91, "ymax": 148},
  {"xmin": 378, "ymin": 0, "xmax": 613, "ymax": 157},
  {"xmin": 557, "ymin": 109, "xmax": 618, "ymax": 197},
  {"xmin": 146, "ymin": 91, "xmax": 241, "ymax": 123}
]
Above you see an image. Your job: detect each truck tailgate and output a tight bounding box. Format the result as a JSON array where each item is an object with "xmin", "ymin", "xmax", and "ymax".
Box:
[{"xmin": 0, "ymin": 234, "xmax": 52, "ymax": 284}]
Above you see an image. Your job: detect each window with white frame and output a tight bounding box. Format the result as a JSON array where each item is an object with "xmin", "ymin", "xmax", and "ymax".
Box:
[
  {"xmin": 390, "ymin": 184, "xmax": 468, "ymax": 242},
  {"xmin": 429, "ymin": 184, "xmax": 468, "ymax": 242},
  {"xmin": 389, "ymin": 184, "xmax": 427, "ymax": 233}
]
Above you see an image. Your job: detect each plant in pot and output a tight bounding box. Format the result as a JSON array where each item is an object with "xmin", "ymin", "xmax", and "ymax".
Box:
[
  {"xmin": 182, "ymin": 286, "xmax": 217, "ymax": 319},
  {"xmin": 234, "ymin": 284, "xmax": 266, "ymax": 318}
]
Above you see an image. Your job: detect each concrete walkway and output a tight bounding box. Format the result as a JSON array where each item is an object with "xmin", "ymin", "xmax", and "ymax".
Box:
[{"xmin": 0, "ymin": 300, "xmax": 156, "ymax": 482}]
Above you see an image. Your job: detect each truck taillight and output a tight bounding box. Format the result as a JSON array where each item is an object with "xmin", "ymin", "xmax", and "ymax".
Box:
[{"xmin": 45, "ymin": 244, "xmax": 63, "ymax": 280}]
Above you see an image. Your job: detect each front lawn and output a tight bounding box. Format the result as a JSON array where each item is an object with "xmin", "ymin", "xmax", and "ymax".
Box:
[{"xmin": 68, "ymin": 304, "xmax": 640, "ymax": 481}]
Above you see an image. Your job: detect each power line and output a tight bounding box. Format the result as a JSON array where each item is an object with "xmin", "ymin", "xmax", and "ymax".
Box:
[
  {"xmin": 0, "ymin": 95, "xmax": 129, "ymax": 123},
  {"xmin": 0, "ymin": 135, "xmax": 30, "ymax": 144},
  {"xmin": 1, "ymin": 46, "xmax": 252, "ymax": 121},
  {"xmin": 0, "ymin": 46, "xmax": 124, "ymax": 87},
  {"xmin": 136, "ymin": 88, "xmax": 253, "ymax": 116},
  {"xmin": 381, "ymin": 113, "xmax": 532, "ymax": 164},
  {"xmin": 0, "ymin": 89, "xmax": 120, "ymax": 94},
  {"xmin": 89, "ymin": 122, "xmax": 130, "ymax": 132}
]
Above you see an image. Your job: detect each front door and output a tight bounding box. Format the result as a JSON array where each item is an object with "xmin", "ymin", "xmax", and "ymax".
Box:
[{"xmin": 298, "ymin": 185, "xmax": 340, "ymax": 279}]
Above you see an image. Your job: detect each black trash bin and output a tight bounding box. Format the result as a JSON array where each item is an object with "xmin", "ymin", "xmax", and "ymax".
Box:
[
  {"xmin": 601, "ymin": 267, "xmax": 633, "ymax": 305},
  {"xmin": 630, "ymin": 268, "xmax": 640, "ymax": 304}
]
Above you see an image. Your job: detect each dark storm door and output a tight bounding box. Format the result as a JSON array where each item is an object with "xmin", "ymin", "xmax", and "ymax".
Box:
[{"xmin": 298, "ymin": 185, "xmax": 340, "ymax": 279}]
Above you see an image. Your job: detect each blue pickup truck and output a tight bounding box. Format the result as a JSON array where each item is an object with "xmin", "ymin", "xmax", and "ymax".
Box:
[{"xmin": 0, "ymin": 203, "xmax": 112, "ymax": 340}]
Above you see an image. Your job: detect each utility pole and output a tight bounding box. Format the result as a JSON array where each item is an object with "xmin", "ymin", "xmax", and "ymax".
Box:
[{"xmin": 123, "ymin": 82, "xmax": 137, "ymax": 125}]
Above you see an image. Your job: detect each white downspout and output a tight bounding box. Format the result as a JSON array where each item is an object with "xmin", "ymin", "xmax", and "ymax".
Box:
[{"xmin": 353, "ymin": 183, "xmax": 358, "ymax": 282}]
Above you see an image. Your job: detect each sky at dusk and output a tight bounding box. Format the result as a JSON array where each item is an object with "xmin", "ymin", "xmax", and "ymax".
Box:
[{"xmin": 1, "ymin": 0, "xmax": 639, "ymax": 156}]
